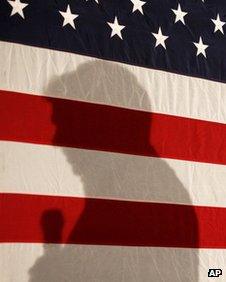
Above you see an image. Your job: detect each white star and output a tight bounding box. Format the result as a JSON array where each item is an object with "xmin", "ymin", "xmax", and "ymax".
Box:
[
  {"xmin": 212, "ymin": 14, "xmax": 225, "ymax": 34},
  {"xmin": 107, "ymin": 17, "xmax": 125, "ymax": 40},
  {"xmin": 86, "ymin": 0, "xmax": 99, "ymax": 4},
  {"xmin": 152, "ymin": 27, "xmax": 169, "ymax": 49},
  {"xmin": 172, "ymin": 4, "xmax": 187, "ymax": 25},
  {"xmin": 59, "ymin": 5, "xmax": 79, "ymax": 29},
  {"xmin": 130, "ymin": 0, "xmax": 146, "ymax": 15},
  {"xmin": 193, "ymin": 37, "xmax": 209, "ymax": 58},
  {"xmin": 7, "ymin": 0, "xmax": 28, "ymax": 19}
]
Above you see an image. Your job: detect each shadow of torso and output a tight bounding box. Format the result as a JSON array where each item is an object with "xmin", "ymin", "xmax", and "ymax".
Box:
[{"xmin": 29, "ymin": 61, "xmax": 199, "ymax": 282}]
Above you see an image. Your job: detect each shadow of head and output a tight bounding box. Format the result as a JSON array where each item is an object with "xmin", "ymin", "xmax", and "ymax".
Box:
[
  {"xmin": 46, "ymin": 60, "xmax": 151, "ymax": 111},
  {"xmin": 45, "ymin": 60, "xmax": 196, "ymax": 205}
]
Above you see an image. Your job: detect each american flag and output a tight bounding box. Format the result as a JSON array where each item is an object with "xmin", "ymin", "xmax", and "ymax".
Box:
[{"xmin": 0, "ymin": 0, "xmax": 226, "ymax": 281}]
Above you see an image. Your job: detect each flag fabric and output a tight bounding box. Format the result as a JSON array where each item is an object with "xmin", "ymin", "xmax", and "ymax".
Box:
[{"xmin": 1, "ymin": 0, "xmax": 226, "ymax": 281}]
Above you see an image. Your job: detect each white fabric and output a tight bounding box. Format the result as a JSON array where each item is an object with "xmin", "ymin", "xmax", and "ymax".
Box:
[
  {"xmin": 1, "ymin": 141, "xmax": 226, "ymax": 207},
  {"xmin": 0, "ymin": 41, "xmax": 226, "ymax": 123}
]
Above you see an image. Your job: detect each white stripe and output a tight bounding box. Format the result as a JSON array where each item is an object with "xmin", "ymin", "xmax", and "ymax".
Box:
[
  {"xmin": 0, "ymin": 41, "xmax": 226, "ymax": 123},
  {"xmin": 1, "ymin": 243, "xmax": 225, "ymax": 282},
  {"xmin": 1, "ymin": 141, "xmax": 226, "ymax": 207}
]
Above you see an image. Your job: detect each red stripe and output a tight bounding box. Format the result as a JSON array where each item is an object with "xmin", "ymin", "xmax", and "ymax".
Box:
[
  {"xmin": 1, "ymin": 193, "xmax": 226, "ymax": 248},
  {"xmin": 1, "ymin": 90, "xmax": 226, "ymax": 164}
]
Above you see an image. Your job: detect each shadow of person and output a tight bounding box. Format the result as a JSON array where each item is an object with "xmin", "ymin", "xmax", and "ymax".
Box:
[{"xmin": 29, "ymin": 61, "xmax": 199, "ymax": 281}]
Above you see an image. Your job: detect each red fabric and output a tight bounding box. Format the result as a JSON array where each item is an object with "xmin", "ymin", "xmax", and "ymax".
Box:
[
  {"xmin": 1, "ymin": 192, "xmax": 225, "ymax": 248},
  {"xmin": 1, "ymin": 90, "xmax": 226, "ymax": 165}
]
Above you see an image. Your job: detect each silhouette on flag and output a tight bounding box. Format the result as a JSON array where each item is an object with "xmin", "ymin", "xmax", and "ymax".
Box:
[{"xmin": 1, "ymin": 0, "xmax": 226, "ymax": 281}]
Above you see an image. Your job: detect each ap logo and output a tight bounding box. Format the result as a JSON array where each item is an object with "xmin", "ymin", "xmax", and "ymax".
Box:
[{"xmin": 208, "ymin": 269, "xmax": 222, "ymax": 277}]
